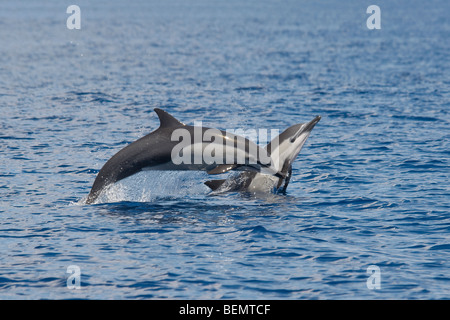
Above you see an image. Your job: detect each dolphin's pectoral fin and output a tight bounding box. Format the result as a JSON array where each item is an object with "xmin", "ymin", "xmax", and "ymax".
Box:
[
  {"xmin": 207, "ymin": 164, "xmax": 239, "ymax": 175},
  {"xmin": 204, "ymin": 179, "xmax": 227, "ymax": 191}
]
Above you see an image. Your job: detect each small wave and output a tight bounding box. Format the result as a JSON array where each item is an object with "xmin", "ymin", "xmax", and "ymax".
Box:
[
  {"xmin": 315, "ymin": 196, "xmax": 392, "ymax": 210},
  {"xmin": 392, "ymin": 115, "xmax": 443, "ymax": 122},
  {"xmin": 66, "ymin": 91, "xmax": 118, "ymax": 104},
  {"xmin": 238, "ymin": 225, "xmax": 284, "ymax": 238},
  {"xmin": 429, "ymin": 244, "xmax": 450, "ymax": 251},
  {"xmin": 234, "ymin": 85, "xmax": 265, "ymax": 92},
  {"xmin": 0, "ymin": 135, "xmax": 34, "ymax": 140}
]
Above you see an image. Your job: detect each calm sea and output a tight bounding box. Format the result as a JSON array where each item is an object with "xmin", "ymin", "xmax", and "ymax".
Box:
[{"xmin": 0, "ymin": 0, "xmax": 449, "ymax": 299}]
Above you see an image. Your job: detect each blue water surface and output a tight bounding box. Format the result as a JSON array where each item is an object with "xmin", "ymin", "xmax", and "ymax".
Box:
[{"xmin": 0, "ymin": 0, "xmax": 449, "ymax": 299}]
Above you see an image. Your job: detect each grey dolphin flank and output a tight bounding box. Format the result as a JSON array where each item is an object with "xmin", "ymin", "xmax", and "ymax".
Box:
[
  {"xmin": 85, "ymin": 108, "xmax": 280, "ymax": 204},
  {"xmin": 204, "ymin": 115, "xmax": 321, "ymax": 194}
]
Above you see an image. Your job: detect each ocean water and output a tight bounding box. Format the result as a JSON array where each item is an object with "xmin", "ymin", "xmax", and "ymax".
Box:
[{"xmin": 0, "ymin": 0, "xmax": 449, "ymax": 299}]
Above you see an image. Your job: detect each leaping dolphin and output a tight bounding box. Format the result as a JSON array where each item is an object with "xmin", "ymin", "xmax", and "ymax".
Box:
[
  {"xmin": 204, "ymin": 115, "xmax": 321, "ymax": 194},
  {"xmin": 85, "ymin": 108, "xmax": 282, "ymax": 204}
]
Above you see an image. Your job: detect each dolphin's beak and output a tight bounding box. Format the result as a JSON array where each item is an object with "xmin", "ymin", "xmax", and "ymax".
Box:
[{"xmin": 290, "ymin": 115, "xmax": 321, "ymax": 142}]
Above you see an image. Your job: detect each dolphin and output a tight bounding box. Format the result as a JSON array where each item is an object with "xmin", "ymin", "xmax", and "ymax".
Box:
[
  {"xmin": 85, "ymin": 108, "xmax": 281, "ymax": 204},
  {"xmin": 204, "ymin": 115, "xmax": 321, "ymax": 194}
]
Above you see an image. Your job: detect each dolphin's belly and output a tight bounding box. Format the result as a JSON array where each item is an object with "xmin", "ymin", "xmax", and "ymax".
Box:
[{"xmin": 245, "ymin": 173, "xmax": 280, "ymax": 192}]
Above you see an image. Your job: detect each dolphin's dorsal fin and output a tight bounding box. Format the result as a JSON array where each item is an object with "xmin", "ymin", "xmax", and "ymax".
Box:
[
  {"xmin": 204, "ymin": 179, "xmax": 226, "ymax": 191},
  {"xmin": 154, "ymin": 108, "xmax": 185, "ymax": 128}
]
